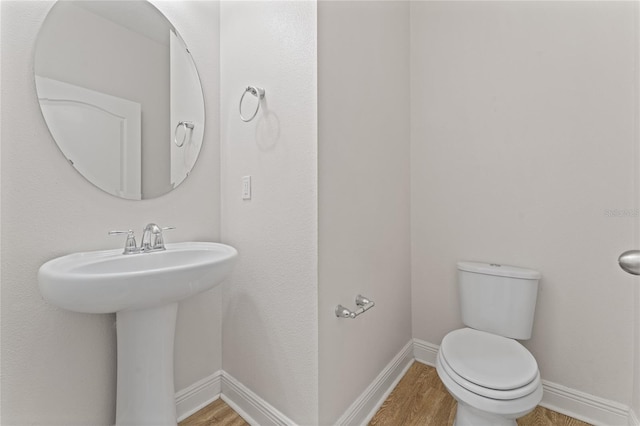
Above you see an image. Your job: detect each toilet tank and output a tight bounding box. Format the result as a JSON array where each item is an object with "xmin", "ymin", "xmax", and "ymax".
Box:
[{"xmin": 458, "ymin": 261, "xmax": 541, "ymax": 340}]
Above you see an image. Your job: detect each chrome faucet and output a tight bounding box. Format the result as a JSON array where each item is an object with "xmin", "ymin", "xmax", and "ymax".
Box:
[
  {"xmin": 140, "ymin": 223, "xmax": 174, "ymax": 252},
  {"xmin": 109, "ymin": 223, "xmax": 174, "ymax": 254}
]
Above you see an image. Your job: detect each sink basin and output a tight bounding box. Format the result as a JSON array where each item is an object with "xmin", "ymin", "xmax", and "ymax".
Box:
[
  {"xmin": 37, "ymin": 241, "xmax": 237, "ymax": 425},
  {"xmin": 38, "ymin": 242, "xmax": 238, "ymax": 313}
]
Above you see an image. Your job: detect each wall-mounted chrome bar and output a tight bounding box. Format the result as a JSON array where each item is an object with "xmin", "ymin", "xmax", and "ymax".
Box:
[{"xmin": 335, "ymin": 295, "xmax": 375, "ymax": 319}]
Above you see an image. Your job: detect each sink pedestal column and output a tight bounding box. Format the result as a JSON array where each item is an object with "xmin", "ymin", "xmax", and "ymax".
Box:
[{"xmin": 115, "ymin": 303, "xmax": 178, "ymax": 425}]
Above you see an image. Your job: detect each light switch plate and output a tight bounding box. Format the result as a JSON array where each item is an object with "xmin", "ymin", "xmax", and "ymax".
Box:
[{"xmin": 242, "ymin": 176, "xmax": 251, "ymax": 200}]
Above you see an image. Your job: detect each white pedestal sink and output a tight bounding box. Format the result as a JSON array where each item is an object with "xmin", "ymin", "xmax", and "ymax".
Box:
[{"xmin": 38, "ymin": 242, "xmax": 238, "ymax": 425}]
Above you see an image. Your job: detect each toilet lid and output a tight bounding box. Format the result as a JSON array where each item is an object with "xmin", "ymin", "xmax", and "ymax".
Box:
[{"xmin": 441, "ymin": 328, "xmax": 538, "ymax": 390}]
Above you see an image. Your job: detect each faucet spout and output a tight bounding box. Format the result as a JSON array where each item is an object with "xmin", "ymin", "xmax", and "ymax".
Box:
[{"xmin": 141, "ymin": 223, "xmax": 165, "ymax": 252}]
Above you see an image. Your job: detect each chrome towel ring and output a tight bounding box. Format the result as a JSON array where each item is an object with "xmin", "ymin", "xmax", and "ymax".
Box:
[
  {"xmin": 174, "ymin": 121, "xmax": 194, "ymax": 147},
  {"xmin": 239, "ymin": 86, "xmax": 265, "ymax": 122}
]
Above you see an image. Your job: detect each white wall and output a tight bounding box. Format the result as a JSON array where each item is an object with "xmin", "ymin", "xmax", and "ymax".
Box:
[
  {"xmin": 317, "ymin": 1, "xmax": 411, "ymax": 424},
  {"xmin": 0, "ymin": 1, "xmax": 220, "ymax": 423},
  {"xmin": 411, "ymin": 0, "xmax": 638, "ymax": 405},
  {"xmin": 219, "ymin": 2, "xmax": 318, "ymax": 424}
]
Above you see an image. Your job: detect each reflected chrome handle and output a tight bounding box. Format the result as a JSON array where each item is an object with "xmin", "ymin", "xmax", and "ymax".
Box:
[{"xmin": 619, "ymin": 250, "xmax": 640, "ymax": 275}]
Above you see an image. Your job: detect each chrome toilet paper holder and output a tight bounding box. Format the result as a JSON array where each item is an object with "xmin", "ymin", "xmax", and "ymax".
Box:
[{"xmin": 335, "ymin": 295, "xmax": 375, "ymax": 319}]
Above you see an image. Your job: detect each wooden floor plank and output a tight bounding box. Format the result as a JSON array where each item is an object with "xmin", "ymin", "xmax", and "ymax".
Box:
[
  {"xmin": 182, "ymin": 362, "xmax": 592, "ymax": 426},
  {"xmin": 369, "ymin": 362, "xmax": 592, "ymax": 426},
  {"xmin": 179, "ymin": 398, "xmax": 249, "ymax": 426},
  {"xmin": 517, "ymin": 405, "xmax": 592, "ymax": 426}
]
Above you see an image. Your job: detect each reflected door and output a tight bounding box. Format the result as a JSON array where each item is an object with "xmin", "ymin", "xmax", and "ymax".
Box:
[{"xmin": 36, "ymin": 76, "xmax": 142, "ymax": 199}]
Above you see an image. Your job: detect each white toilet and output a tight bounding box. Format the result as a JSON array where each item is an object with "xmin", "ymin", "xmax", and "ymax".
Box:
[{"xmin": 436, "ymin": 261, "xmax": 543, "ymax": 426}]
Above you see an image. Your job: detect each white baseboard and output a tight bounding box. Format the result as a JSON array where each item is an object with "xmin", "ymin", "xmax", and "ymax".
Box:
[
  {"xmin": 413, "ymin": 337, "xmax": 439, "ymax": 366},
  {"xmin": 177, "ymin": 340, "xmax": 413, "ymax": 426},
  {"xmin": 336, "ymin": 340, "xmax": 415, "ymax": 426},
  {"xmin": 175, "ymin": 371, "xmax": 222, "ymax": 422},
  {"xmin": 221, "ymin": 371, "xmax": 296, "ymax": 426},
  {"xmin": 413, "ymin": 338, "xmax": 630, "ymax": 426},
  {"xmin": 541, "ymin": 380, "xmax": 629, "ymax": 426},
  {"xmin": 178, "ymin": 340, "xmax": 630, "ymax": 426}
]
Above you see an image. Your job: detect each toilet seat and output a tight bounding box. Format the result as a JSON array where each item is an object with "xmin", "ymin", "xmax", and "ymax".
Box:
[
  {"xmin": 438, "ymin": 350, "xmax": 540, "ymax": 400},
  {"xmin": 435, "ymin": 328, "xmax": 544, "ymax": 420},
  {"xmin": 439, "ymin": 328, "xmax": 540, "ymax": 400},
  {"xmin": 436, "ymin": 350, "xmax": 543, "ymax": 419}
]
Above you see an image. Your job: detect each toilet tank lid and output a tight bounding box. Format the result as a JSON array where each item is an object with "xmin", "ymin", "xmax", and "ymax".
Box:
[{"xmin": 457, "ymin": 261, "xmax": 541, "ymax": 280}]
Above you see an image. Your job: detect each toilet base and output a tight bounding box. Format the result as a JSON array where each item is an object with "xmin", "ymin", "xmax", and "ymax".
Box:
[{"xmin": 454, "ymin": 401, "xmax": 517, "ymax": 426}]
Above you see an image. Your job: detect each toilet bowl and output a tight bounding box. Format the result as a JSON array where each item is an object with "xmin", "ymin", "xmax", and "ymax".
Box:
[
  {"xmin": 435, "ymin": 261, "xmax": 543, "ymax": 426},
  {"xmin": 436, "ymin": 328, "xmax": 543, "ymax": 426}
]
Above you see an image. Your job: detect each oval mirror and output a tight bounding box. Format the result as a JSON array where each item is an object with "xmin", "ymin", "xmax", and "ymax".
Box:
[{"xmin": 34, "ymin": 1, "xmax": 205, "ymax": 200}]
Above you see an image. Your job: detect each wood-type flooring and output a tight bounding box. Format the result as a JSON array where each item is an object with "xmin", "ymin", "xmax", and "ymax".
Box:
[
  {"xmin": 179, "ymin": 362, "xmax": 592, "ymax": 426},
  {"xmin": 369, "ymin": 362, "xmax": 591, "ymax": 426},
  {"xmin": 180, "ymin": 398, "xmax": 249, "ymax": 426}
]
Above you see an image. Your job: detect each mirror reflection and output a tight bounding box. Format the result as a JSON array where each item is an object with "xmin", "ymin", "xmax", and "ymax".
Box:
[{"xmin": 35, "ymin": 0, "xmax": 205, "ymax": 200}]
